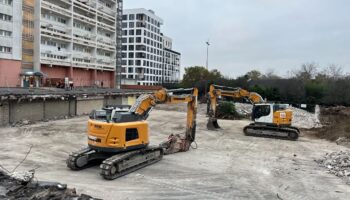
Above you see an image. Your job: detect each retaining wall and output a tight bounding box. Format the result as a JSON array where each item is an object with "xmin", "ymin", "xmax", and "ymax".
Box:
[{"xmin": 0, "ymin": 94, "xmax": 137, "ymax": 126}]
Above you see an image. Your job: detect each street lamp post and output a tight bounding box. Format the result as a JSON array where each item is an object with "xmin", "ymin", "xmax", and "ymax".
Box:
[
  {"xmin": 205, "ymin": 40, "xmax": 210, "ymax": 98},
  {"xmin": 206, "ymin": 40, "xmax": 210, "ymax": 70}
]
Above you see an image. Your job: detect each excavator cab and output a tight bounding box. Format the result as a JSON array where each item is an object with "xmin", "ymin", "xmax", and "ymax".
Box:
[{"xmin": 252, "ymin": 104, "xmax": 292, "ymax": 126}]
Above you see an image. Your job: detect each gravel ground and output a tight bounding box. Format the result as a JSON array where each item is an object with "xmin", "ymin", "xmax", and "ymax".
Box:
[{"xmin": 0, "ymin": 104, "xmax": 349, "ymax": 200}]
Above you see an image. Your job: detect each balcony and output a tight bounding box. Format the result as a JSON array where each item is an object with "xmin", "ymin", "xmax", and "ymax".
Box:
[
  {"xmin": 72, "ymin": 52, "xmax": 92, "ymax": 59},
  {"xmin": 73, "ymin": 12, "xmax": 96, "ymax": 26},
  {"xmin": 97, "ymin": 5, "xmax": 116, "ymax": 17},
  {"xmin": 42, "ymin": 1, "xmax": 71, "ymax": 17},
  {"xmin": 41, "ymin": 20, "xmax": 69, "ymax": 33}
]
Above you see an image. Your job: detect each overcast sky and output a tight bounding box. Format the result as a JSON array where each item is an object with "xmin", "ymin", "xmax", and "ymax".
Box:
[{"xmin": 124, "ymin": 0, "xmax": 350, "ymax": 78}]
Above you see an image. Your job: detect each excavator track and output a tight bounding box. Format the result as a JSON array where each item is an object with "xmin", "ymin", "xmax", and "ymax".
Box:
[
  {"xmin": 67, "ymin": 147, "xmax": 110, "ymax": 170},
  {"xmin": 244, "ymin": 123, "xmax": 299, "ymax": 141},
  {"xmin": 100, "ymin": 146, "xmax": 163, "ymax": 180}
]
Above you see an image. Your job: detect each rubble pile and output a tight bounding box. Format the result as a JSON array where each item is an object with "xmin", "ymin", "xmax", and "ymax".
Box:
[
  {"xmin": 0, "ymin": 170, "xmax": 100, "ymax": 200},
  {"xmin": 316, "ymin": 151, "xmax": 350, "ymax": 184},
  {"xmin": 234, "ymin": 103, "xmax": 253, "ymax": 116},
  {"xmin": 291, "ymin": 105, "xmax": 322, "ymax": 129}
]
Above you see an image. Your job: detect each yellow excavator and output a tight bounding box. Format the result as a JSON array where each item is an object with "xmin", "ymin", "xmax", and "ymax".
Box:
[
  {"xmin": 67, "ymin": 88, "xmax": 198, "ymax": 180},
  {"xmin": 207, "ymin": 84, "xmax": 299, "ymax": 140}
]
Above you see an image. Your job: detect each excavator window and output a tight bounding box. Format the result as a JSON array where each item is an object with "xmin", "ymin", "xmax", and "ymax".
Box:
[
  {"xmin": 273, "ymin": 104, "xmax": 288, "ymax": 112},
  {"xmin": 126, "ymin": 128, "xmax": 139, "ymax": 141},
  {"xmin": 252, "ymin": 105, "xmax": 271, "ymax": 120}
]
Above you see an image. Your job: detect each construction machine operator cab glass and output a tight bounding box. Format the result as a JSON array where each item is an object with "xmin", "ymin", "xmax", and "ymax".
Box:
[
  {"xmin": 252, "ymin": 105, "xmax": 271, "ymax": 121},
  {"xmin": 89, "ymin": 110, "xmax": 110, "ymax": 122},
  {"xmin": 273, "ymin": 104, "xmax": 289, "ymax": 112}
]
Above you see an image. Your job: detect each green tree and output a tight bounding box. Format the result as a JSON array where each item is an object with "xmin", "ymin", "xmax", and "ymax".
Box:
[
  {"xmin": 245, "ymin": 70, "xmax": 262, "ymax": 80},
  {"xmin": 182, "ymin": 66, "xmax": 222, "ymax": 95}
]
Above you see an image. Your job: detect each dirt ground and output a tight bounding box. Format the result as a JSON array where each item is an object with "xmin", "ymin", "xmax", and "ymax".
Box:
[
  {"xmin": 314, "ymin": 106, "xmax": 350, "ymax": 147},
  {"xmin": 0, "ymin": 104, "xmax": 350, "ymax": 200}
]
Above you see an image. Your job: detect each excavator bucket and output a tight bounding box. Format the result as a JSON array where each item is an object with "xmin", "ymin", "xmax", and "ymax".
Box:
[
  {"xmin": 207, "ymin": 118, "xmax": 221, "ymax": 130},
  {"xmin": 160, "ymin": 134, "xmax": 191, "ymax": 155}
]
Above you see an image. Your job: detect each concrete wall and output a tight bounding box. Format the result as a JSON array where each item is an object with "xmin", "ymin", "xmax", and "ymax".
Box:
[
  {"xmin": 44, "ymin": 100, "xmax": 75, "ymax": 119},
  {"xmin": 0, "ymin": 102, "xmax": 10, "ymax": 126},
  {"xmin": 10, "ymin": 101, "xmax": 44, "ymax": 123},
  {"xmin": 104, "ymin": 96, "xmax": 123, "ymax": 106},
  {"xmin": 0, "ymin": 94, "xmax": 138, "ymax": 126},
  {"xmin": 76, "ymin": 98, "xmax": 104, "ymax": 115}
]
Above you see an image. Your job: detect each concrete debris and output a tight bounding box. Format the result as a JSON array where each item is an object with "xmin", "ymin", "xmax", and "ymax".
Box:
[
  {"xmin": 336, "ymin": 137, "xmax": 350, "ymax": 146},
  {"xmin": 316, "ymin": 151, "xmax": 350, "ymax": 184},
  {"xmin": 291, "ymin": 105, "xmax": 322, "ymax": 129},
  {"xmin": 12, "ymin": 120, "xmax": 34, "ymax": 127},
  {"xmin": 234, "ymin": 103, "xmax": 253, "ymax": 116},
  {"xmin": 0, "ymin": 170, "xmax": 100, "ymax": 200},
  {"xmin": 8, "ymin": 171, "xmax": 35, "ymax": 183}
]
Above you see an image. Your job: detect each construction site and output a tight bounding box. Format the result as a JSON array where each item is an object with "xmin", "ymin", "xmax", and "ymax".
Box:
[
  {"xmin": 1, "ymin": 0, "xmax": 349, "ymax": 199},
  {"xmin": 0, "ymin": 86, "xmax": 350, "ymax": 200}
]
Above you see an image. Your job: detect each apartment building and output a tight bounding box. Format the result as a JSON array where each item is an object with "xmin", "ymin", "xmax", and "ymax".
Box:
[
  {"xmin": 36, "ymin": 0, "xmax": 122, "ymax": 88},
  {"xmin": 0, "ymin": 0, "xmax": 23, "ymax": 87},
  {"xmin": 121, "ymin": 8, "xmax": 181, "ymax": 86},
  {"xmin": 162, "ymin": 35, "xmax": 180, "ymax": 83},
  {"xmin": 0, "ymin": 0, "xmax": 123, "ymax": 88}
]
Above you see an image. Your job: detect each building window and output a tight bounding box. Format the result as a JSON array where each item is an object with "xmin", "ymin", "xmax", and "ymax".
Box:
[
  {"xmin": 0, "ymin": 29, "xmax": 11, "ymax": 37},
  {"xmin": 0, "ymin": 46, "xmax": 12, "ymax": 53},
  {"xmin": 135, "ymin": 60, "xmax": 141, "ymax": 66},
  {"xmin": 136, "ymin": 29, "xmax": 142, "ymax": 35},
  {"xmin": 129, "ymin": 22, "xmax": 134, "ymax": 28},
  {"xmin": 0, "ymin": 13, "xmax": 12, "ymax": 21},
  {"xmin": 129, "ymin": 14, "xmax": 135, "ymax": 20},
  {"xmin": 0, "ymin": 0, "xmax": 12, "ymax": 5},
  {"xmin": 122, "ymin": 15, "xmax": 127, "ymax": 20}
]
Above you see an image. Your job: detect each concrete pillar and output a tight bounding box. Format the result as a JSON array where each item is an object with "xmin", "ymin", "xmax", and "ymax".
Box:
[
  {"xmin": 111, "ymin": 71, "xmax": 116, "ymax": 88},
  {"xmin": 67, "ymin": 67, "xmax": 74, "ymax": 80},
  {"xmin": 91, "ymin": 69, "xmax": 97, "ymax": 86}
]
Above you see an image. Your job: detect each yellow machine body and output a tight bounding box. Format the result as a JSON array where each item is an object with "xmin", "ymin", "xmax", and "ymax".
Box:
[
  {"xmin": 273, "ymin": 110, "xmax": 293, "ymax": 126},
  {"xmin": 87, "ymin": 119, "xmax": 149, "ymax": 151}
]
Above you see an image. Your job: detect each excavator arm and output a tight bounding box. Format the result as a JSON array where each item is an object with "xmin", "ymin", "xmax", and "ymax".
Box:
[
  {"xmin": 130, "ymin": 88, "xmax": 199, "ymax": 154},
  {"xmin": 207, "ymin": 84, "xmax": 264, "ymax": 130}
]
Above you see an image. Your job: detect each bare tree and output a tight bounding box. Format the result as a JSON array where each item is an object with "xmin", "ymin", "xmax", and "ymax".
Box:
[
  {"xmin": 324, "ymin": 64, "xmax": 344, "ymax": 79},
  {"xmin": 293, "ymin": 62, "xmax": 319, "ymax": 80},
  {"xmin": 263, "ymin": 68, "xmax": 280, "ymax": 79}
]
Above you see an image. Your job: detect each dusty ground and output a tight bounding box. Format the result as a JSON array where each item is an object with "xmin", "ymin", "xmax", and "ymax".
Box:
[{"xmin": 0, "ymin": 104, "xmax": 350, "ymax": 200}]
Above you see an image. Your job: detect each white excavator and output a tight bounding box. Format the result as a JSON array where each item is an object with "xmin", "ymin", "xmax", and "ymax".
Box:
[{"xmin": 207, "ymin": 84, "xmax": 299, "ymax": 140}]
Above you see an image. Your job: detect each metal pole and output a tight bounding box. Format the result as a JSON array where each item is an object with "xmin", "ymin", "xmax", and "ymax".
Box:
[
  {"xmin": 205, "ymin": 40, "xmax": 210, "ymax": 97},
  {"xmin": 206, "ymin": 40, "xmax": 210, "ymax": 70}
]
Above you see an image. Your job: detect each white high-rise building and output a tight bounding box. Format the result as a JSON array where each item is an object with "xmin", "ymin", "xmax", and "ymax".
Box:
[
  {"xmin": 121, "ymin": 8, "xmax": 181, "ymax": 86},
  {"xmin": 0, "ymin": 0, "xmax": 23, "ymax": 87},
  {"xmin": 162, "ymin": 35, "xmax": 180, "ymax": 83}
]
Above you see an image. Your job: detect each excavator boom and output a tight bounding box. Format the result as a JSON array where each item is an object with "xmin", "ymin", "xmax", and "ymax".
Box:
[{"xmin": 207, "ymin": 84, "xmax": 264, "ymax": 130}]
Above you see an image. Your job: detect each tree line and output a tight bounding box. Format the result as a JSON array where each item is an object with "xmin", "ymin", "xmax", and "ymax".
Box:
[{"xmin": 163, "ymin": 63, "xmax": 350, "ymax": 106}]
